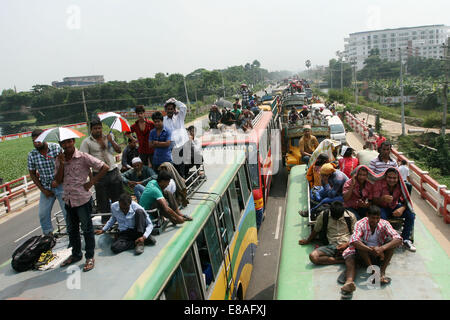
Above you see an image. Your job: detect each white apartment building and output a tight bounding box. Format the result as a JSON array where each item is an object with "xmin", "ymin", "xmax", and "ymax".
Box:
[{"xmin": 344, "ymin": 25, "xmax": 449, "ymax": 70}]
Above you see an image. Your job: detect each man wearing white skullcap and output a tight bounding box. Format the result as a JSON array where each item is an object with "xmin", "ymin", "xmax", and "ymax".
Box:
[{"xmin": 121, "ymin": 157, "xmax": 157, "ymax": 202}]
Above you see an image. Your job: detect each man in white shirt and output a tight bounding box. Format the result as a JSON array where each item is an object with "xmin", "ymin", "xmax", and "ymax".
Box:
[
  {"xmin": 163, "ymin": 97, "xmax": 190, "ymax": 178},
  {"xmin": 398, "ymin": 159, "xmax": 412, "ymax": 194}
]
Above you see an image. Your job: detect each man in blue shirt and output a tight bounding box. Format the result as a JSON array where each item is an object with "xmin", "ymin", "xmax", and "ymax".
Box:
[
  {"xmin": 95, "ymin": 193, "xmax": 156, "ymax": 255},
  {"xmin": 149, "ymin": 111, "xmax": 172, "ymax": 171}
]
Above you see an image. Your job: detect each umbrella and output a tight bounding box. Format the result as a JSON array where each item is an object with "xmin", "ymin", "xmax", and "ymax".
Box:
[
  {"xmin": 35, "ymin": 127, "xmax": 85, "ymax": 143},
  {"xmin": 98, "ymin": 112, "xmax": 131, "ymax": 132},
  {"xmin": 215, "ymin": 98, "xmax": 233, "ymax": 109}
]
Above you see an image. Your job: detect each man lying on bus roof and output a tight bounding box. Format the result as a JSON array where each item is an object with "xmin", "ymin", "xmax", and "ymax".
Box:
[
  {"xmin": 95, "ymin": 193, "xmax": 156, "ymax": 255},
  {"xmin": 299, "ymin": 201, "xmax": 356, "ymax": 266},
  {"xmin": 139, "ymin": 171, "xmax": 192, "ymax": 225},
  {"xmin": 341, "ymin": 205, "xmax": 402, "ymax": 294}
]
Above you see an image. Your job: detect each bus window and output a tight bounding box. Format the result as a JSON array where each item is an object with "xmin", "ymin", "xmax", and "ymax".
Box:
[
  {"xmin": 203, "ymin": 214, "xmax": 223, "ymax": 281},
  {"xmin": 219, "ymin": 194, "xmax": 234, "ymax": 245},
  {"xmin": 238, "ymin": 166, "xmax": 251, "ymax": 204},
  {"xmin": 179, "ymin": 248, "xmax": 204, "ymax": 300},
  {"xmin": 161, "ymin": 267, "xmax": 188, "ymax": 299},
  {"xmin": 233, "ymin": 175, "xmax": 245, "ymax": 210},
  {"xmin": 248, "ymin": 163, "xmax": 260, "ymax": 189},
  {"xmin": 228, "ymin": 184, "xmax": 242, "ymax": 228}
]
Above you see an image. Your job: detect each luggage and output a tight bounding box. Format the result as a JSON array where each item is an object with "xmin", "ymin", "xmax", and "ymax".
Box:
[{"xmin": 11, "ymin": 235, "xmax": 56, "ymax": 272}]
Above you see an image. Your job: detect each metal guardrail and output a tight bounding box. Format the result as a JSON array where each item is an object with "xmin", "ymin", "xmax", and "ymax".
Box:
[{"xmin": 344, "ymin": 111, "xmax": 450, "ymax": 224}]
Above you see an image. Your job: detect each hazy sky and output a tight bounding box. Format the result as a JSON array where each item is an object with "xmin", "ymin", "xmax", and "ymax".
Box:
[{"xmin": 1, "ymin": 0, "xmax": 449, "ymax": 92}]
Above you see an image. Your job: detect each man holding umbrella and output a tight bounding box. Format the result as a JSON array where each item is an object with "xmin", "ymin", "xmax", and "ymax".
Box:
[
  {"xmin": 28, "ymin": 129, "xmax": 68, "ymax": 236},
  {"xmin": 80, "ymin": 117, "xmax": 123, "ymax": 223}
]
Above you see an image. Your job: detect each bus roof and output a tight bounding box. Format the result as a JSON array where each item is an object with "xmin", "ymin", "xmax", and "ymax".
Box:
[
  {"xmin": 0, "ymin": 151, "xmax": 247, "ymax": 300},
  {"xmin": 275, "ymin": 165, "xmax": 450, "ymax": 300},
  {"xmin": 201, "ymin": 111, "xmax": 273, "ymax": 148}
]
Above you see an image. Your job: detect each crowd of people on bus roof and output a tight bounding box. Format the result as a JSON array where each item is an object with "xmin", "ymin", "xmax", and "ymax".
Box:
[
  {"xmin": 27, "ymin": 97, "xmax": 206, "ymax": 271},
  {"xmin": 298, "ymin": 133, "xmax": 416, "ymax": 296},
  {"xmin": 208, "ymin": 84, "xmax": 261, "ymax": 132}
]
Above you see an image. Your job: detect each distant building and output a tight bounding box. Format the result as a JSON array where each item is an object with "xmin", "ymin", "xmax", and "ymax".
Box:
[
  {"xmin": 52, "ymin": 75, "xmax": 104, "ymax": 88},
  {"xmin": 344, "ymin": 25, "xmax": 449, "ymax": 70}
]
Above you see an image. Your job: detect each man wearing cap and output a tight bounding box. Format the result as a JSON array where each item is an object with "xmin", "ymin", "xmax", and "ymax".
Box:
[
  {"xmin": 121, "ymin": 157, "xmax": 158, "ymax": 202},
  {"xmin": 163, "ymin": 97, "xmax": 190, "ymax": 179},
  {"xmin": 299, "ymin": 125, "xmax": 319, "ymax": 165},
  {"xmin": 310, "ymin": 163, "xmax": 349, "ymax": 215}
]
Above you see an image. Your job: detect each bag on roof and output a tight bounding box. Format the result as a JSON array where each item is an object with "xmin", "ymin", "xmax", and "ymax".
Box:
[{"xmin": 11, "ymin": 235, "xmax": 56, "ymax": 272}]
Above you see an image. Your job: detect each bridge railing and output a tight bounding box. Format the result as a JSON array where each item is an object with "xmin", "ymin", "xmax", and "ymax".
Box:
[{"xmin": 344, "ymin": 111, "xmax": 450, "ymax": 224}]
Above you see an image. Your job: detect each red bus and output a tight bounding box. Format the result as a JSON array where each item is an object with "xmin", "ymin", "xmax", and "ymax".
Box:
[{"xmin": 200, "ymin": 111, "xmax": 280, "ymax": 229}]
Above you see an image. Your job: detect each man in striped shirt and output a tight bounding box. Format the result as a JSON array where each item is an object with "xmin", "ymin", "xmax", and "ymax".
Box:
[
  {"xmin": 341, "ymin": 205, "xmax": 402, "ymax": 294},
  {"xmin": 369, "ymin": 141, "xmax": 398, "ymax": 175}
]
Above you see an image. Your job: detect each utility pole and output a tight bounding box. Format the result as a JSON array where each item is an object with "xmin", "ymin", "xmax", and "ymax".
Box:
[
  {"xmin": 221, "ymin": 72, "xmax": 226, "ymax": 98},
  {"xmin": 340, "ymin": 60, "xmax": 344, "ymax": 92},
  {"xmin": 441, "ymin": 37, "xmax": 449, "ymax": 137},
  {"xmin": 399, "ymin": 47, "xmax": 405, "ymax": 136},
  {"xmin": 353, "ymin": 62, "xmax": 358, "ymax": 104},
  {"xmin": 330, "ymin": 68, "xmax": 333, "ymax": 89},
  {"xmin": 183, "ymin": 76, "xmax": 191, "ymax": 113},
  {"xmin": 81, "ymin": 89, "xmax": 90, "ymax": 134}
]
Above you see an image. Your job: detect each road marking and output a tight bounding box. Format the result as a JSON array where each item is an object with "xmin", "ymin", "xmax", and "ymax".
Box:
[
  {"xmin": 275, "ymin": 206, "xmax": 282, "ymax": 240},
  {"xmin": 14, "ymin": 216, "xmax": 57, "ymax": 243}
]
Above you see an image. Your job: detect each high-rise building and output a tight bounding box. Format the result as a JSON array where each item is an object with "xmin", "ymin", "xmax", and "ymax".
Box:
[{"xmin": 344, "ymin": 25, "xmax": 449, "ymax": 70}]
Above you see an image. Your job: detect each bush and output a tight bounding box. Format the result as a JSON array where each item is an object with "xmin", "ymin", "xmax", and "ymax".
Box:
[{"xmin": 423, "ymin": 113, "xmax": 447, "ymax": 128}]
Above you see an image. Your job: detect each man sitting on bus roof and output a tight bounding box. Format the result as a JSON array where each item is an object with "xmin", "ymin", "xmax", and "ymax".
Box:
[
  {"xmin": 299, "ymin": 201, "xmax": 356, "ymax": 266},
  {"xmin": 139, "ymin": 171, "xmax": 191, "ymax": 225},
  {"xmin": 309, "ymin": 163, "xmax": 348, "ymax": 217},
  {"xmin": 95, "ymin": 193, "xmax": 156, "ymax": 255},
  {"xmin": 121, "ymin": 157, "xmax": 157, "ymax": 203},
  {"xmin": 299, "ymin": 125, "xmax": 319, "ymax": 165},
  {"xmin": 288, "ymin": 106, "xmax": 300, "ymax": 124},
  {"xmin": 208, "ymin": 105, "xmax": 222, "ymax": 129},
  {"xmin": 343, "ymin": 166, "xmax": 373, "ymax": 220},
  {"xmin": 369, "ymin": 141, "xmax": 398, "ymax": 175},
  {"xmin": 341, "ymin": 205, "xmax": 402, "ymax": 294},
  {"xmin": 372, "ymin": 167, "xmax": 416, "ymax": 252}
]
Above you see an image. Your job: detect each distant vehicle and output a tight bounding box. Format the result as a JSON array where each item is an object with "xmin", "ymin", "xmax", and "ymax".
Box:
[
  {"xmin": 327, "ymin": 115, "xmax": 346, "ymax": 144},
  {"xmin": 305, "ymin": 88, "xmax": 313, "ymax": 99}
]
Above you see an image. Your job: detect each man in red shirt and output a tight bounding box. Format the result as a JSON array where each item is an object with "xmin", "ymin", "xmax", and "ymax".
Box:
[{"xmin": 126, "ymin": 105, "xmax": 155, "ymax": 167}]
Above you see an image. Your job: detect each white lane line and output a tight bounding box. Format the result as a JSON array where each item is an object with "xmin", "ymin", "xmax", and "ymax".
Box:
[
  {"xmin": 275, "ymin": 206, "xmax": 282, "ymax": 240},
  {"xmin": 14, "ymin": 216, "xmax": 57, "ymax": 243}
]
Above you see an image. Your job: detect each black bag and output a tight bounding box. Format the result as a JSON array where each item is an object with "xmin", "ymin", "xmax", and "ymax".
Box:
[{"xmin": 11, "ymin": 235, "xmax": 56, "ymax": 272}]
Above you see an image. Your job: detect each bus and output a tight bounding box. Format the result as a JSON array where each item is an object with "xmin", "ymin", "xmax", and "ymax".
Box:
[
  {"xmin": 275, "ymin": 165, "xmax": 450, "ymax": 300},
  {"xmin": 0, "ymin": 149, "xmax": 258, "ymax": 300},
  {"xmin": 201, "ymin": 111, "xmax": 280, "ymax": 229}
]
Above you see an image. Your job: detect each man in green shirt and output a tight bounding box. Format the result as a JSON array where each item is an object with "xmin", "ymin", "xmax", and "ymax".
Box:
[{"xmin": 139, "ymin": 171, "xmax": 192, "ymax": 224}]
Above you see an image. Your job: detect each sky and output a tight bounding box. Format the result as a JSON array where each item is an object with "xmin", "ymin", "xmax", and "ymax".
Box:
[{"xmin": 1, "ymin": 0, "xmax": 449, "ymax": 92}]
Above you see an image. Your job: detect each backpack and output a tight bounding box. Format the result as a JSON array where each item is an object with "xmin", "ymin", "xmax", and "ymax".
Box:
[
  {"xmin": 11, "ymin": 235, "xmax": 56, "ymax": 272},
  {"xmin": 319, "ymin": 209, "xmax": 353, "ymax": 245}
]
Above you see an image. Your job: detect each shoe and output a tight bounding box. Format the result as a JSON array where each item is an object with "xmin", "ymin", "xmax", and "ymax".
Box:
[
  {"xmin": 135, "ymin": 242, "xmax": 145, "ymax": 255},
  {"xmin": 35, "ymin": 250, "xmax": 55, "ymax": 267},
  {"xmin": 299, "ymin": 209, "xmax": 309, "ymax": 217},
  {"xmin": 403, "ymin": 240, "xmax": 416, "ymax": 252},
  {"xmin": 145, "ymin": 235, "xmax": 157, "ymax": 246}
]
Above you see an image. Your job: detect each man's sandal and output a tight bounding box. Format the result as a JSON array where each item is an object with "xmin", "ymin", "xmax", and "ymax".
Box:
[
  {"xmin": 181, "ymin": 214, "xmax": 193, "ymax": 221},
  {"xmin": 60, "ymin": 255, "xmax": 82, "ymax": 268},
  {"xmin": 380, "ymin": 276, "xmax": 391, "ymax": 286},
  {"xmin": 83, "ymin": 258, "xmax": 95, "ymax": 272}
]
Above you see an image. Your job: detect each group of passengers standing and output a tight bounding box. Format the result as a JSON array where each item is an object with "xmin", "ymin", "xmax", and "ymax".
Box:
[
  {"xmin": 298, "ymin": 130, "xmax": 416, "ymax": 296},
  {"xmin": 27, "ymin": 98, "xmax": 200, "ymax": 272}
]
